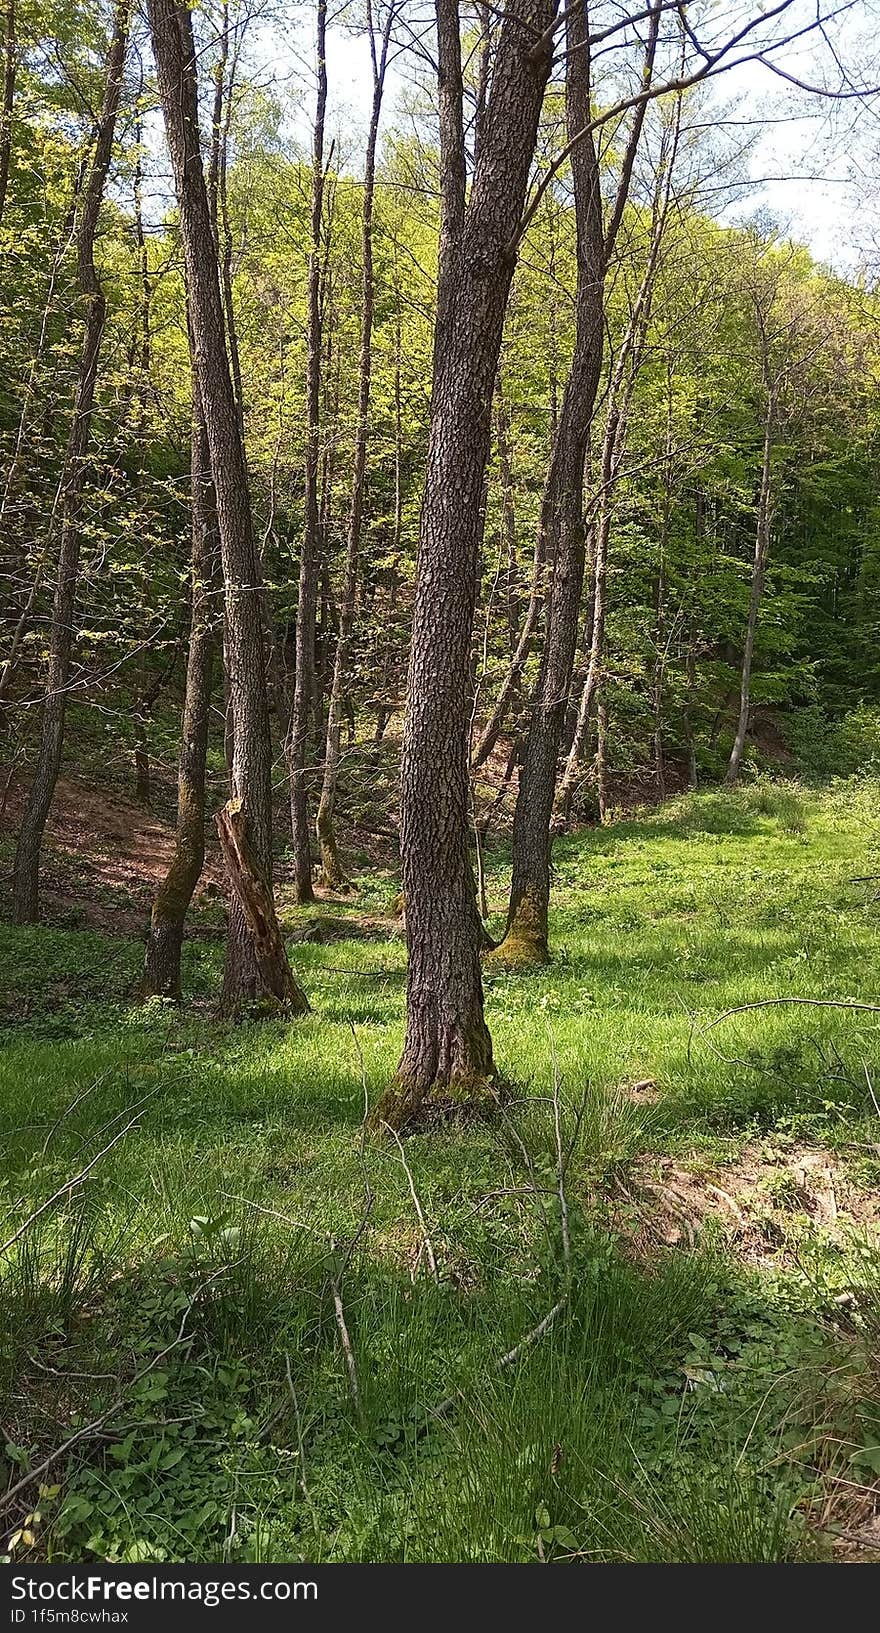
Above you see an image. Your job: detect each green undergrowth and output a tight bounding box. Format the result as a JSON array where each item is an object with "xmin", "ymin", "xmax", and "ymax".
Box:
[{"xmin": 1, "ymin": 776, "xmax": 879, "ymax": 1562}]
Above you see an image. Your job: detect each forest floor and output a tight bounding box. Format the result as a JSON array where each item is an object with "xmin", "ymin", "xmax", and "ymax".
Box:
[{"xmin": 1, "ymin": 774, "xmax": 879, "ymax": 1563}]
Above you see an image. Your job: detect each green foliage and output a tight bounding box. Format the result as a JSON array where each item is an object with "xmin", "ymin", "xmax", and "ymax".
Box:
[{"xmin": 786, "ymin": 704, "xmax": 880, "ymax": 780}]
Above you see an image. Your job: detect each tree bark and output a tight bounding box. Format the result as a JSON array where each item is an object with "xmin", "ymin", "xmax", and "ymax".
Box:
[
  {"xmin": 287, "ymin": 0, "xmax": 328, "ymax": 905},
  {"xmin": 0, "ymin": 0, "xmax": 15, "ymax": 226},
  {"xmin": 11, "ymin": 0, "xmax": 129, "ymax": 924},
  {"xmin": 726, "ymin": 396, "xmax": 774, "ymax": 786},
  {"xmin": 316, "ymin": 0, "xmax": 392, "ymax": 892},
  {"xmin": 489, "ymin": 0, "xmax": 610, "ymax": 969},
  {"xmin": 216, "ymin": 800, "xmax": 309, "ymax": 1009},
  {"xmin": 553, "ymin": 406, "xmax": 619, "ymax": 825},
  {"xmin": 376, "ymin": 0, "xmax": 557, "ymax": 1128},
  {"xmin": 146, "ymin": 0, "xmax": 307, "ymax": 1016},
  {"xmin": 141, "ymin": 375, "xmax": 218, "ymax": 999}
]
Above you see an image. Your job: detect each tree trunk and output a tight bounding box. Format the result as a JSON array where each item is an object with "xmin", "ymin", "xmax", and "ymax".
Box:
[
  {"xmin": 141, "ymin": 376, "xmax": 218, "ymax": 999},
  {"xmin": 726, "ymin": 398, "xmax": 774, "ymax": 786},
  {"xmin": 489, "ymin": 2, "xmax": 607, "ymax": 969},
  {"xmin": 376, "ymin": 0, "xmax": 557, "ymax": 1128},
  {"xmin": 287, "ymin": 0, "xmax": 328, "ymax": 905},
  {"xmin": 147, "ymin": 0, "xmax": 307, "ymax": 1016},
  {"xmin": 216, "ymin": 801, "xmax": 309, "ymax": 1009},
  {"xmin": 0, "ymin": 0, "xmax": 15, "ymax": 226},
  {"xmin": 470, "ymin": 409, "xmax": 545, "ymax": 771},
  {"xmin": 316, "ymin": 1, "xmax": 392, "ymax": 893},
  {"xmin": 11, "ymin": 0, "xmax": 129, "ymax": 924},
  {"xmin": 596, "ymin": 690, "xmax": 609, "ymax": 821},
  {"xmin": 553, "ymin": 407, "xmax": 618, "ymax": 826}
]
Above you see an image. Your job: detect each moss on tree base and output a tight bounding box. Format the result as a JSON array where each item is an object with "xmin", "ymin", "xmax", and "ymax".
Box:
[
  {"xmin": 483, "ymin": 927, "xmax": 549, "ymax": 971},
  {"xmin": 371, "ymin": 1069, "xmax": 501, "ymax": 1133}
]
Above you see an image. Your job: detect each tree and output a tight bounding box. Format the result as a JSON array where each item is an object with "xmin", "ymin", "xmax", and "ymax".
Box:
[
  {"xmin": 141, "ymin": 370, "xmax": 219, "ymax": 999},
  {"xmin": 11, "ymin": 0, "xmax": 130, "ymax": 924},
  {"xmin": 489, "ymin": 1, "xmax": 660, "ymax": 968},
  {"xmin": 146, "ymin": 0, "xmax": 308, "ymax": 1014},
  {"xmin": 315, "ymin": 0, "xmax": 396, "ymax": 892},
  {"xmin": 725, "ymin": 239, "xmax": 836, "ymax": 785},
  {"xmin": 376, "ymin": 0, "xmax": 558, "ymax": 1128},
  {"xmin": 287, "ymin": 0, "xmax": 328, "ymax": 906}
]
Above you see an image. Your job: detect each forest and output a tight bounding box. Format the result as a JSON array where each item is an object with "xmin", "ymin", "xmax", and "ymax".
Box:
[{"xmin": 1, "ymin": 0, "xmax": 880, "ymax": 1573}]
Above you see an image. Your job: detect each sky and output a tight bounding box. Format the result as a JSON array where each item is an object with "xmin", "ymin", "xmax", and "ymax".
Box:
[{"xmin": 241, "ymin": 2, "xmax": 879, "ymax": 274}]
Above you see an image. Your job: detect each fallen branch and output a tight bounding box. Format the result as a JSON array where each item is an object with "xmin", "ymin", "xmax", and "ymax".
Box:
[
  {"xmin": 381, "ymin": 1121, "xmax": 438, "ymax": 1279},
  {"xmin": 699, "ymin": 997, "xmax": 880, "ymax": 1035},
  {"xmin": 0, "ymin": 1264, "xmax": 234, "ymax": 1521},
  {"xmin": 329, "ymin": 1275, "xmax": 362, "ymax": 1420},
  {"xmin": 0, "ymin": 1115, "xmax": 142, "ymax": 1260}
]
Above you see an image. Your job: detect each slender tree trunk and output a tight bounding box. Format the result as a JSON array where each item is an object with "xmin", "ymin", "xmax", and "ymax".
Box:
[
  {"xmin": 142, "ymin": 376, "xmax": 219, "ymax": 998},
  {"xmin": 596, "ymin": 690, "xmax": 609, "ymax": 821},
  {"xmin": 375, "ymin": 0, "xmax": 557, "ymax": 1129},
  {"xmin": 470, "ymin": 397, "xmax": 546, "ymax": 771},
  {"xmin": 0, "ymin": 0, "xmax": 15, "ymax": 226},
  {"xmin": 495, "ymin": 378, "xmax": 521, "ymax": 653},
  {"xmin": 726, "ymin": 397, "xmax": 774, "ymax": 786},
  {"xmin": 493, "ymin": 4, "xmax": 662, "ymax": 968},
  {"xmin": 11, "ymin": 0, "xmax": 129, "ymax": 924},
  {"xmin": 653, "ymin": 361, "xmax": 673, "ymax": 799},
  {"xmin": 316, "ymin": 1, "xmax": 392, "ymax": 891},
  {"xmin": 147, "ymin": 0, "xmax": 307, "ymax": 1015},
  {"xmin": 554, "ymin": 408, "xmax": 619, "ymax": 824},
  {"xmin": 489, "ymin": 3, "xmax": 607, "ymax": 968},
  {"xmin": 287, "ymin": 0, "xmax": 328, "ymax": 905}
]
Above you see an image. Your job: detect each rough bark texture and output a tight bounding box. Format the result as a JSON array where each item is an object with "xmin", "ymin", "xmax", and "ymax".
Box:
[
  {"xmin": 489, "ymin": 0, "xmax": 607, "ymax": 969},
  {"xmin": 287, "ymin": 0, "xmax": 328, "ymax": 905},
  {"xmin": 216, "ymin": 802, "xmax": 309, "ymax": 1012},
  {"xmin": 11, "ymin": 0, "xmax": 128, "ymax": 924},
  {"xmin": 494, "ymin": 10, "xmax": 664, "ymax": 964},
  {"xmin": 147, "ymin": 0, "xmax": 306, "ymax": 1016},
  {"xmin": 377, "ymin": 0, "xmax": 558, "ymax": 1128},
  {"xmin": 553, "ymin": 407, "xmax": 618, "ymax": 823},
  {"xmin": 141, "ymin": 377, "xmax": 218, "ymax": 999},
  {"xmin": 316, "ymin": 0, "xmax": 392, "ymax": 892}
]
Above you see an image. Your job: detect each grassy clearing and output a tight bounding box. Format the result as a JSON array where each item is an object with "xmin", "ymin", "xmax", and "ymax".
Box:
[{"xmin": 1, "ymin": 777, "xmax": 879, "ymax": 1562}]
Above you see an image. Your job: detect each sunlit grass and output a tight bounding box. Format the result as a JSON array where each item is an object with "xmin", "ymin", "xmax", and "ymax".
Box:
[{"xmin": 1, "ymin": 777, "xmax": 878, "ymax": 1562}]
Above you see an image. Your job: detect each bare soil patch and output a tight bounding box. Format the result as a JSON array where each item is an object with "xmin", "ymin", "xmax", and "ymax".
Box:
[{"xmin": 616, "ymin": 1141, "xmax": 880, "ymax": 1263}]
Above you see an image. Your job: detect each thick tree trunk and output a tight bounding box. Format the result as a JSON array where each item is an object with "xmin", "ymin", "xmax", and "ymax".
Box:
[
  {"xmin": 316, "ymin": 1, "xmax": 392, "ymax": 892},
  {"xmin": 287, "ymin": 0, "xmax": 328, "ymax": 905},
  {"xmin": 11, "ymin": 0, "xmax": 129, "ymax": 924},
  {"xmin": 726, "ymin": 402, "xmax": 774, "ymax": 786},
  {"xmin": 141, "ymin": 379, "xmax": 218, "ymax": 999},
  {"xmin": 147, "ymin": 0, "xmax": 307, "ymax": 1016},
  {"xmin": 376, "ymin": 0, "xmax": 557, "ymax": 1128}
]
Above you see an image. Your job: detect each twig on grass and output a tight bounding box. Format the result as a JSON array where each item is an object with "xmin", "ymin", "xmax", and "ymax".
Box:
[
  {"xmin": 329, "ymin": 1274, "xmax": 362, "ymax": 1420},
  {"xmin": 0, "ymin": 1263, "xmax": 236, "ymax": 1521},
  {"xmin": 284, "ymin": 1350, "xmax": 320, "ymax": 1536},
  {"xmin": 0, "ymin": 1114, "xmax": 142, "ymax": 1260},
  {"xmin": 381, "ymin": 1120, "xmax": 438, "ymax": 1279},
  {"xmin": 700, "ymin": 996, "xmax": 880, "ymax": 1034}
]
